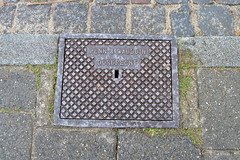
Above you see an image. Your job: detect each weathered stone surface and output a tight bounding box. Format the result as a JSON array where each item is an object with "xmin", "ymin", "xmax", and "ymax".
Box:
[
  {"xmin": 96, "ymin": 0, "xmax": 129, "ymax": 5},
  {"xmin": 16, "ymin": 4, "xmax": 51, "ymax": 33},
  {"xmin": 131, "ymin": 6, "xmax": 165, "ymax": 34},
  {"xmin": 198, "ymin": 69, "xmax": 240, "ymax": 150},
  {"xmin": 178, "ymin": 3, "xmax": 191, "ymax": 12},
  {"xmin": 0, "ymin": 34, "xmax": 58, "ymax": 65},
  {"xmin": 118, "ymin": 129, "xmax": 201, "ymax": 160},
  {"xmin": 0, "ymin": 5, "xmax": 16, "ymax": 33},
  {"xmin": 3, "ymin": 0, "xmax": 18, "ymax": 3},
  {"xmin": 0, "ymin": 113, "xmax": 33, "ymax": 160},
  {"xmin": 20, "ymin": 0, "xmax": 90, "ymax": 2},
  {"xmin": 233, "ymin": 7, "xmax": 240, "ymax": 35},
  {"xmin": 34, "ymin": 129, "xmax": 116, "ymax": 160},
  {"xmin": 91, "ymin": 6, "xmax": 126, "ymax": 34},
  {"xmin": 131, "ymin": 0, "xmax": 151, "ymax": 4},
  {"xmin": 0, "ymin": 67, "xmax": 36, "ymax": 109},
  {"xmin": 203, "ymin": 150, "xmax": 240, "ymax": 160},
  {"xmin": 91, "ymin": 6, "xmax": 126, "ymax": 33},
  {"xmin": 181, "ymin": 69, "xmax": 199, "ymax": 129},
  {"xmin": 36, "ymin": 69, "xmax": 54, "ymax": 126},
  {"xmin": 179, "ymin": 37, "xmax": 240, "ymax": 67},
  {"xmin": 156, "ymin": 0, "xmax": 187, "ymax": 4},
  {"xmin": 193, "ymin": 0, "xmax": 213, "ymax": 4},
  {"xmin": 197, "ymin": 6, "xmax": 234, "ymax": 36},
  {"xmin": 216, "ymin": 0, "xmax": 240, "ymax": 5},
  {"xmin": 171, "ymin": 4, "xmax": 194, "ymax": 37},
  {"xmin": 53, "ymin": 3, "xmax": 87, "ymax": 34}
]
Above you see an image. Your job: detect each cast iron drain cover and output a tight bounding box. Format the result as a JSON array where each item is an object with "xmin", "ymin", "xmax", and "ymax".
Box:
[{"xmin": 54, "ymin": 34, "xmax": 179, "ymax": 128}]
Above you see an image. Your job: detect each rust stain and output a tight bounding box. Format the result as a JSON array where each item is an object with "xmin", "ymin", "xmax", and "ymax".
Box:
[{"xmin": 96, "ymin": 85, "xmax": 102, "ymax": 90}]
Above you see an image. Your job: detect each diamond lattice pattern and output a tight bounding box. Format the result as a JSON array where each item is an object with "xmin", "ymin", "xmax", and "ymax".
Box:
[{"xmin": 60, "ymin": 39, "xmax": 172, "ymax": 121}]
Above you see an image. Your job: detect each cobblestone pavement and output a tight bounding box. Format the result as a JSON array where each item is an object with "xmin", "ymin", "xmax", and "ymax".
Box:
[{"xmin": 0, "ymin": 0, "xmax": 240, "ymax": 159}]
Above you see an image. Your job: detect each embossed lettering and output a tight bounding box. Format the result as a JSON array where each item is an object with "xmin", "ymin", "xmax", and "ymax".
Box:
[
  {"xmin": 87, "ymin": 46, "xmax": 149, "ymax": 56},
  {"xmin": 86, "ymin": 45, "xmax": 149, "ymax": 69}
]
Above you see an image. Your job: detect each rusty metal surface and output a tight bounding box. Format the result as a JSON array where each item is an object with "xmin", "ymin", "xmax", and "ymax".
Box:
[{"xmin": 54, "ymin": 34, "xmax": 179, "ymax": 128}]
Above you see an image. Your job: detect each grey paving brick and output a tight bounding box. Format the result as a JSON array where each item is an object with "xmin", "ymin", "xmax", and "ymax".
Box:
[
  {"xmin": 0, "ymin": 113, "xmax": 33, "ymax": 160},
  {"xmin": 203, "ymin": 150, "xmax": 240, "ymax": 160},
  {"xmin": 181, "ymin": 69, "xmax": 199, "ymax": 129},
  {"xmin": 3, "ymin": 0, "xmax": 18, "ymax": 3},
  {"xmin": 132, "ymin": 0, "xmax": 151, "ymax": 4},
  {"xmin": 34, "ymin": 129, "xmax": 116, "ymax": 160},
  {"xmin": 179, "ymin": 37, "xmax": 240, "ymax": 67},
  {"xmin": 197, "ymin": 6, "xmax": 234, "ymax": 36},
  {"xmin": 0, "ymin": 5, "xmax": 16, "ymax": 33},
  {"xmin": 16, "ymin": 4, "xmax": 51, "ymax": 33},
  {"xmin": 171, "ymin": 4, "xmax": 194, "ymax": 37},
  {"xmin": 91, "ymin": 6, "xmax": 126, "ymax": 34},
  {"xmin": 216, "ymin": 0, "xmax": 240, "ymax": 5},
  {"xmin": 178, "ymin": 3, "xmax": 191, "ymax": 12},
  {"xmin": 193, "ymin": 0, "xmax": 213, "ymax": 4},
  {"xmin": 233, "ymin": 7, "xmax": 240, "ymax": 34},
  {"xmin": 53, "ymin": 3, "xmax": 87, "ymax": 34},
  {"xmin": 131, "ymin": 6, "xmax": 165, "ymax": 34},
  {"xmin": 96, "ymin": 0, "xmax": 129, "ymax": 5},
  {"xmin": 20, "ymin": 0, "xmax": 90, "ymax": 2},
  {"xmin": 198, "ymin": 69, "xmax": 240, "ymax": 150},
  {"xmin": 0, "ymin": 67, "xmax": 36, "ymax": 109},
  {"xmin": 156, "ymin": 0, "xmax": 187, "ymax": 4},
  {"xmin": 0, "ymin": 34, "xmax": 58, "ymax": 65},
  {"xmin": 118, "ymin": 129, "xmax": 201, "ymax": 160},
  {"xmin": 36, "ymin": 69, "xmax": 54, "ymax": 126}
]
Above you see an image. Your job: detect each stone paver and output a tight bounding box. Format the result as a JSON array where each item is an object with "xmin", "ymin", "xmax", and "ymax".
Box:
[
  {"xmin": 181, "ymin": 69, "xmax": 199, "ymax": 129},
  {"xmin": 193, "ymin": 0, "xmax": 213, "ymax": 4},
  {"xmin": 0, "ymin": 5, "xmax": 16, "ymax": 33},
  {"xmin": 179, "ymin": 37, "xmax": 240, "ymax": 67},
  {"xmin": 197, "ymin": 6, "xmax": 234, "ymax": 36},
  {"xmin": 96, "ymin": 0, "xmax": 129, "ymax": 5},
  {"xmin": 0, "ymin": 34, "xmax": 58, "ymax": 65},
  {"xmin": 118, "ymin": 129, "xmax": 201, "ymax": 160},
  {"xmin": 216, "ymin": 0, "xmax": 240, "ymax": 5},
  {"xmin": 91, "ymin": 6, "xmax": 126, "ymax": 34},
  {"xmin": 203, "ymin": 150, "xmax": 240, "ymax": 160},
  {"xmin": 16, "ymin": 4, "xmax": 51, "ymax": 34},
  {"xmin": 198, "ymin": 69, "xmax": 240, "ymax": 150},
  {"xmin": 0, "ymin": 113, "xmax": 33, "ymax": 160},
  {"xmin": 3, "ymin": 0, "xmax": 18, "ymax": 2},
  {"xmin": 36, "ymin": 69, "xmax": 54, "ymax": 126},
  {"xmin": 156, "ymin": 0, "xmax": 187, "ymax": 4},
  {"xmin": 34, "ymin": 129, "xmax": 116, "ymax": 160},
  {"xmin": 53, "ymin": 3, "xmax": 87, "ymax": 34},
  {"xmin": 131, "ymin": 0, "xmax": 151, "ymax": 4},
  {"xmin": 131, "ymin": 6, "xmax": 165, "ymax": 34},
  {"xmin": 233, "ymin": 7, "xmax": 240, "ymax": 34},
  {"xmin": 0, "ymin": 67, "xmax": 36, "ymax": 109},
  {"xmin": 19, "ymin": 0, "xmax": 90, "ymax": 2},
  {"xmin": 171, "ymin": 4, "xmax": 194, "ymax": 37}
]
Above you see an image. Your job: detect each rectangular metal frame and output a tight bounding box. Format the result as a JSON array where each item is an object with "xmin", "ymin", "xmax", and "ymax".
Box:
[{"xmin": 54, "ymin": 33, "xmax": 179, "ymax": 128}]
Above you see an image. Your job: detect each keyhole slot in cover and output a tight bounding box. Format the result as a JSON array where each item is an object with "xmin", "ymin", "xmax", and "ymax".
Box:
[{"xmin": 114, "ymin": 70, "xmax": 119, "ymax": 78}]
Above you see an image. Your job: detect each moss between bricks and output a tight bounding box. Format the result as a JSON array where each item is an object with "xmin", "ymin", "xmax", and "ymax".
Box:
[
  {"xmin": 143, "ymin": 128, "xmax": 202, "ymax": 148},
  {"xmin": 0, "ymin": 107, "xmax": 21, "ymax": 113},
  {"xmin": 143, "ymin": 49, "xmax": 202, "ymax": 149},
  {"xmin": 178, "ymin": 51, "xmax": 198, "ymax": 98},
  {"xmin": 0, "ymin": 106, "xmax": 36, "ymax": 117},
  {"xmin": 24, "ymin": 55, "xmax": 58, "ymax": 114},
  {"xmin": 47, "ymin": 55, "xmax": 58, "ymax": 114},
  {"xmin": 24, "ymin": 64, "xmax": 42, "ymax": 91}
]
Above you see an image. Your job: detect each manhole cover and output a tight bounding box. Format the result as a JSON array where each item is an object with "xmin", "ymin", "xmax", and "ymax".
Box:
[{"xmin": 54, "ymin": 34, "xmax": 179, "ymax": 128}]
